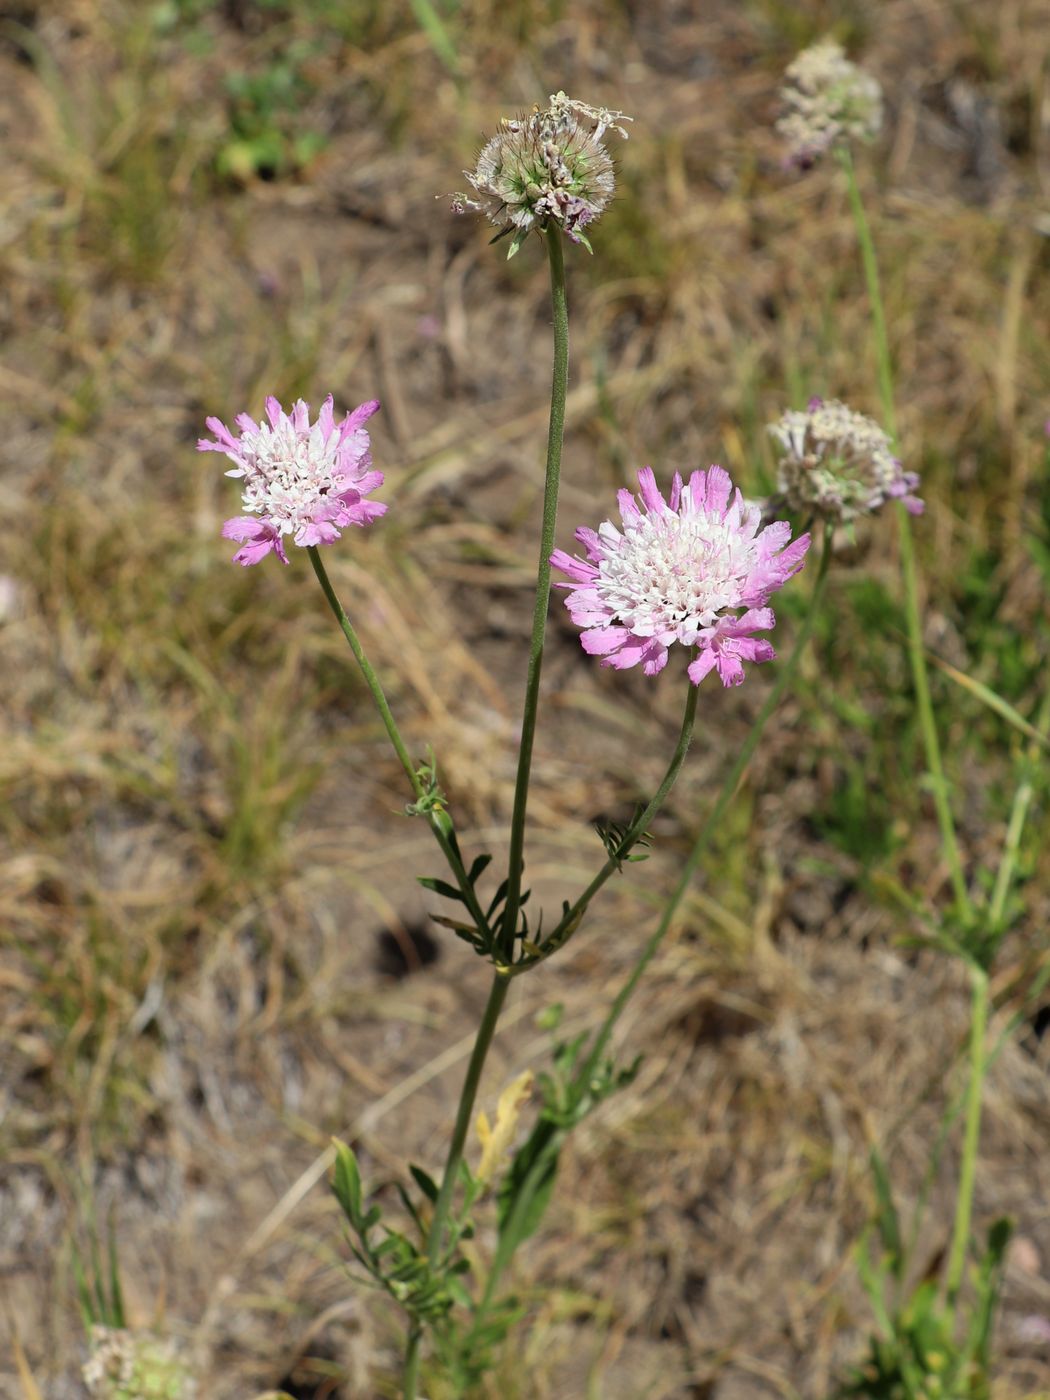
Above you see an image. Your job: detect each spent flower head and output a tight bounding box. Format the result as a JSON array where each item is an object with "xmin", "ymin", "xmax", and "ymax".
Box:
[
  {"xmin": 83, "ymin": 1326, "xmax": 196, "ymax": 1400},
  {"xmin": 768, "ymin": 397, "xmax": 923, "ymax": 522},
  {"xmin": 777, "ymin": 38, "xmax": 882, "ymax": 168},
  {"xmin": 198, "ymin": 394, "xmax": 384, "ymax": 565},
  {"xmin": 451, "ymin": 91, "xmax": 632, "ymax": 254},
  {"xmin": 552, "ymin": 466, "xmax": 810, "ymax": 687}
]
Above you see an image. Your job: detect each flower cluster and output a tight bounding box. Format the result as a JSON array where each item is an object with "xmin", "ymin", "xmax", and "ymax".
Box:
[
  {"xmin": 83, "ymin": 1326, "xmax": 196, "ymax": 1400},
  {"xmin": 198, "ymin": 395, "xmax": 385, "ymax": 565},
  {"xmin": 552, "ymin": 466, "xmax": 810, "ymax": 687},
  {"xmin": 768, "ymin": 397, "xmax": 923, "ymax": 522},
  {"xmin": 451, "ymin": 91, "xmax": 632, "ymax": 251},
  {"xmin": 777, "ymin": 38, "xmax": 882, "ymax": 168}
]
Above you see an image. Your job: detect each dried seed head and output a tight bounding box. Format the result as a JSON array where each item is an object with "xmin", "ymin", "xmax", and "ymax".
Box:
[
  {"xmin": 767, "ymin": 397, "xmax": 923, "ymax": 523},
  {"xmin": 83, "ymin": 1326, "xmax": 197, "ymax": 1400},
  {"xmin": 777, "ymin": 39, "xmax": 882, "ymax": 168},
  {"xmin": 451, "ymin": 92, "xmax": 632, "ymax": 254}
]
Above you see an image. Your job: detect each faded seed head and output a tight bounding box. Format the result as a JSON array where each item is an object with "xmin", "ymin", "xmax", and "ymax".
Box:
[
  {"xmin": 777, "ymin": 39, "xmax": 882, "ymax": 168},
  {"xmin": 83, "ymin": 1326, "xmax": 197, "ymax": 1400},
  {"xmin": 451, "ymin": 92, "xmax": 632, "ymax": 254},
  {"xmin": 767, "ymin": 397, "xmax": 923, "ymax": 522}
]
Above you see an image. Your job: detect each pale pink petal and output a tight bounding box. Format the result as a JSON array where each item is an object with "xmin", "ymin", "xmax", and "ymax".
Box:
[
  {"xmin": 338, "ymin": 399, "xmax": 381, "ymax": 441},
  {"xmin": 636, "ymin": 466, "xmax": 665, "ymax": 515},
  {"xmin": 551, "ymin": 548, "xmax": 599, "ymax": 584},
  {"xmin": 574, "ymin": 526, "xmax": 605, "ymax": 561},
  {"xmin": 295, "ymin": 519, "xmax": 341, "ymax": 546},
  {"xmin": 687, "ymin": 650, "xmax": 718, "ymax": 685},
  {"xmin": 318, "ymin": 395, "xmax": 335, "ymax": 440},
  {"xmin": 203, "ymin": 416, "xmax": 239, "ymax": 450},
  {"xmin": 265, "ymin": 396, "xmax": 283, "ymax": 428},
  {"xmin": 715, "ymin": 649, "xmax": 745, "ymax": 686},
  {"xmin": 581, "ymin": 625, "xmax": 630, "ymax": 655},
  {"xmin": 617, "ymin": 488, "xmax": 641, "ymax": 524}
]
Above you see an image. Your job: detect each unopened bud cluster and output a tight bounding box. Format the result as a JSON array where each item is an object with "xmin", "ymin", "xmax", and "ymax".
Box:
[
  {"xmin": 777, "ymin": 39, "xmax": 882, "ymax": 168},
  {"xmin": 452, "ymin": 92, "xmax": 631, "ymax": 252},
  {"xmin": 768, "ymin": 397, "xmax": 922, "ymax": 522}
]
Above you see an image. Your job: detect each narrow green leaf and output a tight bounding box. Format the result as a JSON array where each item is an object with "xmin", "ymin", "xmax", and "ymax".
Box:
[
  {"xmin": 332, "ymin": 1139, "xmax": 363, "ymax": 1226},
  {"xmin": 417, "ymin": 876, "xmax": 464, "ymax": 901},
  {"xmin": 106, "ymin": 1225, "xmax": 126, "ymax": 1329},
  {"xmin": 410, "ymin": 1164, "xmax": 439, "ymax": 1203},
  {"xmin": 506, "ymin": 228, "xmax": 529, "ymax": 260},
  {"xmin": 468, "ymin": 853, "xmax": 493, "ymax": 885},
  {"xmin": 928, "ymin": 652, "xmax": 1050, "ymax": 751},
  {"xmin": 869, "ymin": 1147, "xmax": 903, "ymax": 1278}
]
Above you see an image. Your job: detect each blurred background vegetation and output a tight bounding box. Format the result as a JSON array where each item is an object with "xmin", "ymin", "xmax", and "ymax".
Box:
[{"xmin": 1, "ymin": 0, "xmax": 1048, "ymax": 1395}]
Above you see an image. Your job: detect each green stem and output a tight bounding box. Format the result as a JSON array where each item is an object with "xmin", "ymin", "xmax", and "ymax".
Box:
[
  {"xmin": 945, "ymin": 966, "xmax": 989, "ymax": 1306},
  {"xmin": 426, "ymin": 974, "xmax": 510, "ymax": 1266},
  {"xmin": 576, "ymin": 526, "xmax": 833, "ymax": 1086},
  {"xmin": 308, "ymin": 546, "xmax": 491, "ymax": 939},
  {"xmin": 988, "ymin": 685, "xmax": 1050, "ymax": 931},
  {"xmin": 516, "ymin": 679, "xmax": 700, "ymax": 970},
  {"xmin": 402, "ymin": 1327, "xmax": 422, "ymax": 1400},
  {"xmin": 839, "ymin": 146, "xmax": 896, "ymax": 440},
  {"xmin": 309, "ymin": 545, "xmax": 422, "ymax": 794},
  {"xmin": 402, "ymin": 973, "xmax": 509, "ymax": 1397},
  {"xmin": 839, "ymin": 148, "xmax": 971, "ymax": 924},
  {"xmin": 500, "ymin": 226, "xmax": 570, "ymax": 963}
]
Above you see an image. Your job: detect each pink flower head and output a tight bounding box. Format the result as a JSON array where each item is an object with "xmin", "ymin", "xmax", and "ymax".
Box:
[
  {"xmin": 197, "ymin": 395, "xmax": 384, "ymax": 565},
  {"xmin": 552, "ymin": 466, "xmax": 810, "ymax": 687}
]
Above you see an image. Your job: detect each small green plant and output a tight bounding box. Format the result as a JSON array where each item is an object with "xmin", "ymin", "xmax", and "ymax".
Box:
[
  {"xmin": 74, "ymin": 1221, "xmax": 196, "ymax": 1400},
  {"xmin": 217, "ymin": 45, "xmax": 327, "ymax": 182}
]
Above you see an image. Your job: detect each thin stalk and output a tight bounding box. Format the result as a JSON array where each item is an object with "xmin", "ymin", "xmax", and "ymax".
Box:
[
  {"xmin": 576, "ymin": 526, "xmax": 833, "ymax": 1087},
  {"xmin": 517, "ymin": 679, "xmax": 700, "ymax": 968},
  {"xmin": 308, "ymin": 546, "xmax": 490, "ymax": 938},
  {"xmin": 425, "ymin": 973, "xmax": 509, "ymax": 1266},
  {"xmin": 500, "ymin": 226, "xmax": 570, "ymax": 963},
  {"xmin": 838, "ymin": 148, "xmax": 971, "ymax": 923},
  {"xmin": 988, "ymin": 685, "xmax": 1050, "ymax": 930},
  {"xmin": 945, "ymin": 966, "xmax": 989, "ymax": 1306},
  {"xmin": 402, "ymin": 1327, "xmax": 422, "ymax": 1400},
  {"xmin": 402, "ymin": 973, "xmax": 509, "ymax": 1398}
]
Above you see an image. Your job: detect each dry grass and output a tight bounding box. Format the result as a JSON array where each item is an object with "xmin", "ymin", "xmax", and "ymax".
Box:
[{"xmin": 1, "ymin": 0, "xmax": 1049, "ymax": 1396}]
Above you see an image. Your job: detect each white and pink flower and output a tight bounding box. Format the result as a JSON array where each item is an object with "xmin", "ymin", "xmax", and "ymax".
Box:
[
  {"xmin": 552, "ymin": 466, "xmax": 810, "ymax": 687},
  {"xmin": 198, "ymin": 395, "xmax": 384, "ymax": 566}
]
